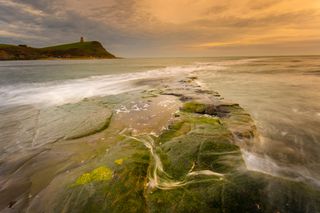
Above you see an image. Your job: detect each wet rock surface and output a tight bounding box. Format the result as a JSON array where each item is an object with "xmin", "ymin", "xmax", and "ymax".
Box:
[{"xmin": 0, "ymin": 75, "xmax": 319, "ymax": 213}]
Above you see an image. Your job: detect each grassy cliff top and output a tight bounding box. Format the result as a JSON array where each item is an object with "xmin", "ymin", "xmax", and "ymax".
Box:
[
  {"xmin": 40, "ymin": 41, "xmax": 105, "ymax": 51},
  {"xmin": 0, "ymin": 44, "xmax": 16, "ymax": 48},
  {"xmin": 0, "ymin": 41, "xmax": 116, "ymax": 60}
]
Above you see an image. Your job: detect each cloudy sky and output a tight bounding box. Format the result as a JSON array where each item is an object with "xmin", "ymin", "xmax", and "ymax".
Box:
[{"xmin": 0, "ymin": 0, "xmax": 320, "ymax": 57}]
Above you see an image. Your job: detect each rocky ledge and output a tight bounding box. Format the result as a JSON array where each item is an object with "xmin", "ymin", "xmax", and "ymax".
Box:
[{"xmin": 1, "ymin": 75, "xmax": 319, "ymax": 213}]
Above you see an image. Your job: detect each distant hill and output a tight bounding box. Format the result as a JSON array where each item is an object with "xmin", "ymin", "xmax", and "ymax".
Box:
[{"xmin": 0, "ymin": 41, "xmax": 116, "ymax": 60}]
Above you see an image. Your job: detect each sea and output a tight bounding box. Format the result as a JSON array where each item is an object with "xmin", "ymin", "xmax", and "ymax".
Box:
[{"xmin": 0, "ymin": 56, "xmax": 320, "ymax": 206}]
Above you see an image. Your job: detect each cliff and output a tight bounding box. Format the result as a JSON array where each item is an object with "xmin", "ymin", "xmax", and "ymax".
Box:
[{"xmin": 0, "ymin": 41, "xmax": 116, "ymax": 60}]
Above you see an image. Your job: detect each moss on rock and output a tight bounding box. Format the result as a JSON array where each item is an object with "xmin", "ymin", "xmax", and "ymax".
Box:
[
  {"xmin": 181, "ymin": 102, "xmax": 207, "ymax": 114},
  {"xmin": 37, "ymin": 80, "xmax": 320, "ymax": 213},
  {"xmin": 72, "ymin": 166, "xmax": 113, "ymax": 186}
]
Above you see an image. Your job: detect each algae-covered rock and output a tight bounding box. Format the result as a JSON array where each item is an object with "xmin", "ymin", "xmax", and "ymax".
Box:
[
  {"xmin": 181, "ymin": 101, "xmax": 216, "ymax": 115},
  {"xmin": 49, "ymin": 81, "xmax": 319, "ymax": 212},
  {"xmin": 158, "ymin": 112, "xmax": 243, "ymax": 179},
  {"xmin": 45, "ymin": 137, "xmax": 150, "ymax": 213},
  {"xmin": 7, "ymin": 77, "xmax": 319, "ymax": 213}
]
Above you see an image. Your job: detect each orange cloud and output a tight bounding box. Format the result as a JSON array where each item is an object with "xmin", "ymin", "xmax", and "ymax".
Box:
[{"xmin": 1, "ymin": 0, "xmax": 320, "ymax": 56}]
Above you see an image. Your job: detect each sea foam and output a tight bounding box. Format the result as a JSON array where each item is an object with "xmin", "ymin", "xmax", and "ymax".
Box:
[{"xmin": 0, "ymin": 62, "xmax": 225, "ymax": 107}]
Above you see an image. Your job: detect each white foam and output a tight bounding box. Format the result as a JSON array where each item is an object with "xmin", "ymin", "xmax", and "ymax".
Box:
[
  {"xmin": 242, "ymin": 149, "xmax": 320, "ymax": 187},
  {"xmin": 0, "ymin": 62, "xmax": 226, "ymax": 107}
]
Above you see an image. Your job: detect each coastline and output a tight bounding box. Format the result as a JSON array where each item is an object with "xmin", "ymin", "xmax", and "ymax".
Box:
[
  {"xmin": 0, "ymin": 41, "xmax": 117, "ymax": 61},
  {"xmin": 0, "ymin": 57, "xmax": 121, "ymax": 61}
]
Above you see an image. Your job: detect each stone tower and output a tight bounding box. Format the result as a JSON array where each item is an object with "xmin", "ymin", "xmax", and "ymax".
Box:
[{"xmin": 80, "ymin": 37, "xmax": 84, "ymax": 43}]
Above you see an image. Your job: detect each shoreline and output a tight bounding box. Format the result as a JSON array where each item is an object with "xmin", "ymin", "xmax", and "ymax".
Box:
[{"xmin": 0, "ymin": 57, "xmax": 122, "ymax": 61}]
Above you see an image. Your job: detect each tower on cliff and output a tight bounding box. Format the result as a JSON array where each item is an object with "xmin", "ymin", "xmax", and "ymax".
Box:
[{"xmin": 80, "ymin": 37, "xmax": 84, "ymax": 43}]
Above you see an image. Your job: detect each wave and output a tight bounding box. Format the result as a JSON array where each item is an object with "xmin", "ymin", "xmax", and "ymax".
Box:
[
  {"xmin": 0, "ymin": 61, "xmax": 227, "ymax": 107},
  {"xmin": 242, "ymin": 149, "xmax": 320, "ymax": 188}
]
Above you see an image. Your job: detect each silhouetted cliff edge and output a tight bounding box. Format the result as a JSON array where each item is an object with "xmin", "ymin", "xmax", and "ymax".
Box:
[{"xmin": 0, "ymin": 41, "xmax": 116, "ymax": 60}]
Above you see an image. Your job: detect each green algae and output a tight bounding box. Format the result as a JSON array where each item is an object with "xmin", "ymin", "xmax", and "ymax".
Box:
[
  {"xmin": 72, "ymin": 166, "xmax": 113, "ymax": 186},
  {"xmin": 181, "ymin": 102, "xmax": 207, "ymax": 113},
  {"xmin": 157, "ymin": 109, "xmax": 242, "ymax": 180},
  {"xmin": 51, "ymin": 136, "xmax": 150, "ymax": 213},
  {"xmin": 78, "ymin": 153, "xmax": 149, "ymax": 213},
  {"xmin": 158, "ymin": 120, "xmax": 191, "ymax": 143}
]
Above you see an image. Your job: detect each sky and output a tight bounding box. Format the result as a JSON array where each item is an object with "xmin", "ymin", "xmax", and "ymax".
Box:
[{"xmin": 0, "ymin": 0, "xmax": 320, "ymax": 57}]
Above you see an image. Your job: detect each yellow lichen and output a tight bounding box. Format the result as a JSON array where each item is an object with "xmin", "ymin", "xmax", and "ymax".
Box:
[
  {"xmin": 114, "ymin": 158, "xmax": 124, "ymax": 165},
  {"xmin": 73, "ymin": 166, "xmax": 113, "ymax": 186}
]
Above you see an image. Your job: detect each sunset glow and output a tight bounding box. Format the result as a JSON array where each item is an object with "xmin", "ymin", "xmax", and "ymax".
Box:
[{"xmin": 1, "ymin": 0, "xmax": 320, "ymax": 56}]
